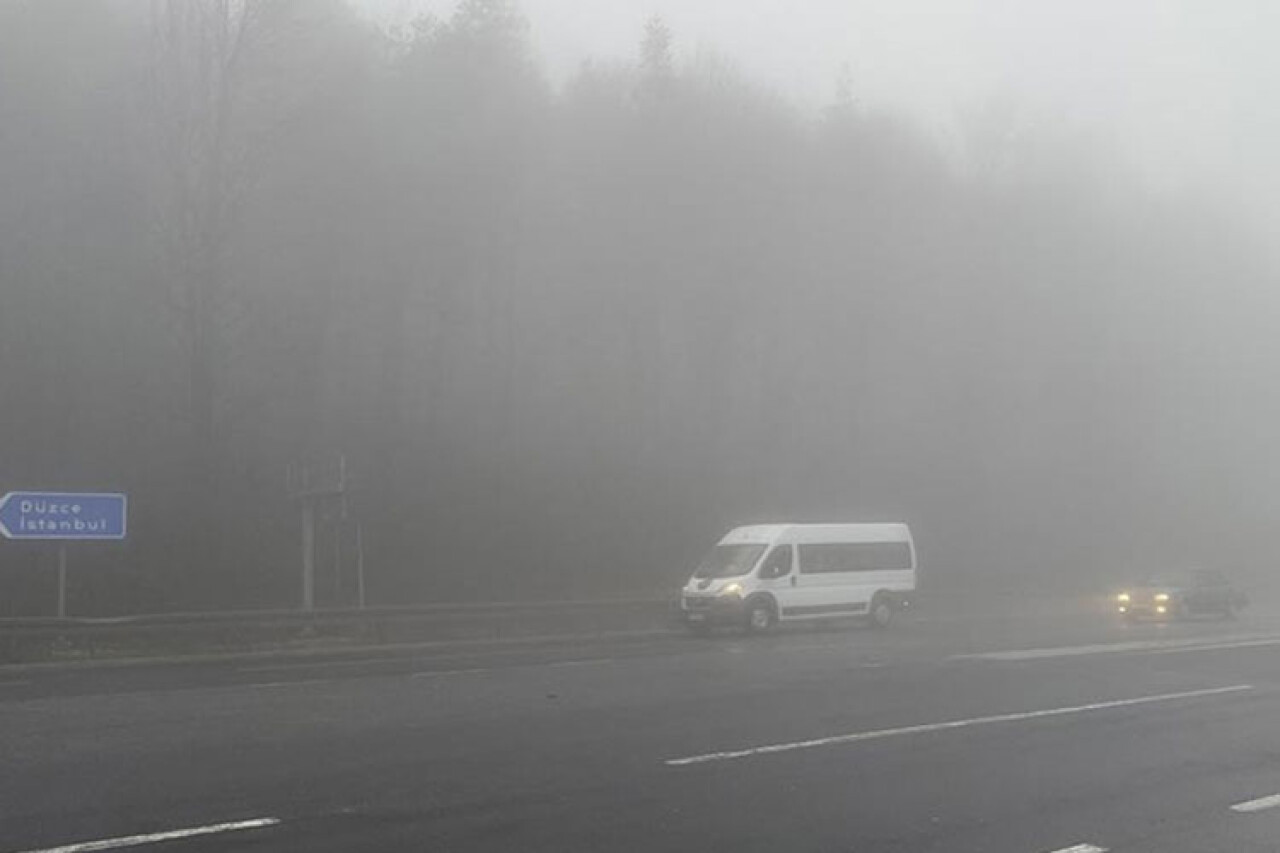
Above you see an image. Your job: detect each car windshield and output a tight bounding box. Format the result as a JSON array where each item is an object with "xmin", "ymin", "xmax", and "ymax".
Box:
[
  {"xmin": 1142, "ymin": 575, "xmax": 1192, "ymax": 588},
  {"xmin": 693, "ymin": 544, "xmax": 767, "ymax": 579}
]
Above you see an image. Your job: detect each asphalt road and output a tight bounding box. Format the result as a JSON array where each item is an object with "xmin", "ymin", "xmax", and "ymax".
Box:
[{"xmin": 4, "ymin": 605, "xmax": 1280, "ymax": 852}]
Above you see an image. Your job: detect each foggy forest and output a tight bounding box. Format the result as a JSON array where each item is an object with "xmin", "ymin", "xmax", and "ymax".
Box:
[{"xmin": 2, "ymin": 0, "xmax": 1275, "ymax": 616}]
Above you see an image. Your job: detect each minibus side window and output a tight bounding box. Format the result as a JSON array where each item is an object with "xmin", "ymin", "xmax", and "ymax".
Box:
[
  {"xmin": 797, "ymin": 542, "xmax": 912, "ymax": 573},
  {"xmin": 758, "ymin": 546, "xmax": 794, "ymax": 579}
]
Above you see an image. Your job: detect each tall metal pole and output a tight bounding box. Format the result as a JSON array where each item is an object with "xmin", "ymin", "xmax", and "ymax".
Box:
[
  {"xmin": 355, "ymin": 522, "xmax": 366, "ymax": 610},
  {"xmin": 333, "ymin": 455, "xmax": 346, "ymax": 602},
  {"xmin": 57, "ymin": 543, "xmax": 68, "ymax": 619},
  {"xmin": 333, "ymin": 513, "xmax": 342, "ymax": 603},
  {"xmin": 302, "ymin": 502, "xmax": 315, "ymax": 611}
]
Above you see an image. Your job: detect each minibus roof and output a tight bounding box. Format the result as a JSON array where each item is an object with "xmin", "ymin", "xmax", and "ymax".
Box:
[{"xmin": 720, "ymin": 523, "xmax": 911, "ymax": 546}]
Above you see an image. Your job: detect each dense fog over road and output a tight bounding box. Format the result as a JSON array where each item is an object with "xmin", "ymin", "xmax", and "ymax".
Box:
[{"xmin": 1, "ymin": 0, "xmax": 1277, "ymax": 615}]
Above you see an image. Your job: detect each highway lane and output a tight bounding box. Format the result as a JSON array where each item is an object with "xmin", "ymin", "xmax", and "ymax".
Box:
[
  {"xmin": 3, "ymin": 610, "xmax": 1280, "ymax": 852},
  {"xmin": 2, "ymin": 604, "xmax": 1271, "ymax": 700}
]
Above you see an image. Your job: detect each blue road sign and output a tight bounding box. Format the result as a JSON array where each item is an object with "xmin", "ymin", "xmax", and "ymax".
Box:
[{"xmin": 0, "ymin": 492, "xmax": 127, "ymax": 541}]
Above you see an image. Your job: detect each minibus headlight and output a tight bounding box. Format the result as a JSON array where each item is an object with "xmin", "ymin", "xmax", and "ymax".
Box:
[
  {"xmin": 1155, "ymin": 593, "xmax": 1170, "ymax": 603},
  {"xmin": 1116, "ymin": 593, "xmax": 1131, "ymax": 603},
  {"xmin": 719, "ymin": 583, "xmax": 744, "ymax": 598}
]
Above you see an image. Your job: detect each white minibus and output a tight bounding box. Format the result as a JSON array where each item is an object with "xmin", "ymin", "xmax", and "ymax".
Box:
[{"xmin": 680, "ymin": 523, "xmax": 916, "ymax": 633}]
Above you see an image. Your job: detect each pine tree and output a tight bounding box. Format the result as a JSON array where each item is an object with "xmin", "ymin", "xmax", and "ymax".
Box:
[{"xmin": 638, "ymin": 15, "xmax": 673, "ymax": 98}]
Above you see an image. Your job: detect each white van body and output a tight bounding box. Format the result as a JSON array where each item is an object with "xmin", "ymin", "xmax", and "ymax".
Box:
[{"xmin": 680, "ymin": 523, "xmax": 916, "ymax": 632}]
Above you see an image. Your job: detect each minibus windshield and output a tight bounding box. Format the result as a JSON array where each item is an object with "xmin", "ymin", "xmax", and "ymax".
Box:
[{"xmin": 693, "ymin": 544, "xmax": 767, "ymax": 579}]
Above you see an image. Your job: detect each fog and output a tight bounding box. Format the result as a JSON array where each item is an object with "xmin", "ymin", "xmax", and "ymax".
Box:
[
  {"xmin": 1, "ymin": 0, "xmax": 1277, "ymax": 615},
  {"xmin": 366, "ymin": 0, "xmax": 1280, "ymax": 218}
]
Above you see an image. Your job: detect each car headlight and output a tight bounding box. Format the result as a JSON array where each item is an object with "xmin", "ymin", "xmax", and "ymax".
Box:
[
  {"xmin": 1155, "ymin": 593, "xmax": 1170, "ymax": 603},
  {"xmin": 1117, "ymin": 593, "xmax": 1131, "ymax": 603},
  {"xmin": 719, "ymin": 583, "xmax": 744, "ymax": 598}
]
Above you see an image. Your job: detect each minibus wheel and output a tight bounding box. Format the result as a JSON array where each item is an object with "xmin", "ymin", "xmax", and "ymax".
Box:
[
  {"xmin": 869, "ymin": 595, "xmax": 893, "ymax": 629},
  {"xmin": 745, "ymin": 599, "xmax": 776, "ymax": 634}
]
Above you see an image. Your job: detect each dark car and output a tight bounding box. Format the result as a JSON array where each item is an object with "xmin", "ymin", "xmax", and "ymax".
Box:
[{"xmin": 1116, "ymin": 570, "xmax": 1248, "ymax": 621}]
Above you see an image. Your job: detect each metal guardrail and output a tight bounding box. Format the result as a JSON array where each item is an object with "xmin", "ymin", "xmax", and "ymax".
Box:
[{"xmin": 0, "ymin": 598, "xmax": 678, "ymax": 665}]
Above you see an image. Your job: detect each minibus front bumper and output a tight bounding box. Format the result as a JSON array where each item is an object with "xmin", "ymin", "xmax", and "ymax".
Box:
[{"xmin": 681, "ymin": 594, "xmax": 746, "ymax": 626}]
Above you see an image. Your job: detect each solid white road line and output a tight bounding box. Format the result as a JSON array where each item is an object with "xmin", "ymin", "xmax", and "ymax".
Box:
[
  {"xmin": 12, "ymin": 818, "xmax": 281, "ymax": 853},
  {"xmin": 411, "ymin": 668, "xmax": 490, "ymax": 679},
  {"xmin": 1141, "ymin": 638, "xmax": 1280, "ymax": 656},
  {"xmin": 1231, "ymin": 793, "xmax": 1280, "ymax": 813},
  {"xmin": 248, "ymin": 654, "xmax": 621, "ymax": 678},
  {"xmin": 239, "ymin": 658, "xmax": 408, "ymax": 674},
  {"xmin": 952, "ymin": 635, "xmax": 1280, "ymax": 662},
  {"xmin": 547, "ymin": 658, "xmax": 614, "ymax": 669},
  {"xmin": 1046, "ymin": 845, "xmax": 1108, "ymax": 853},
  {"xmin": 664, "ymin": 684, "xmax": 1253, "ymax": 766},
  {"xmin": 244, "ymin": 679, "xmax": 333, "ymax": 690},
  {"xmin": 412, "ymin": 657, "xmax": 619, "ymax": 678}
]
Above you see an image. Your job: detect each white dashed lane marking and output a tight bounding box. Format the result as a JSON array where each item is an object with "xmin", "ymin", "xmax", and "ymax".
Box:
[
  {"xmin": 10, "ymin": 817, "xmax": 281, "ymax": 853},
  {"xmin": 665, "ymin": 685, "xmax": 1253, "ymax": 766},
  {"xmin": 1231, "ymin": 793, "xmax": 1280, "ymax": 814}
]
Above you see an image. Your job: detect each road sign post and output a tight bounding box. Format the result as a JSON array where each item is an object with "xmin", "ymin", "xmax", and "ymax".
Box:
[
  {"xmin": 287, "ymin": 459, "xmax": 347, "ymax": 612},
  {"xmin": 57, "ymin": 543, "xmax": 68, "ymax": 619},
  {"xmin": 0, "ymin": 492, "xmax": 128, "ymax": 618}
]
